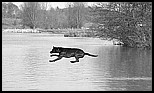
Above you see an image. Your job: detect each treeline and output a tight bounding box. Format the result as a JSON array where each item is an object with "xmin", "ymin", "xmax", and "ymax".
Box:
[
  {"xmin": 2, "ymin": 2, "xmax": 152, "ymax": 49},
  {"xmin": 2, "ymin": 2, "xmax": 91, "ymax": 29},
  {"xmin": 90, "ymin": 2, "xmax": 152, "ymax": 49}
]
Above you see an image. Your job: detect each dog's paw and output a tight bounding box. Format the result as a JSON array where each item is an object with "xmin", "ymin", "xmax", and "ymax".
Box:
[{"xmin": 70, "ymin": 61, "xmax": 76, "ymax": 63}]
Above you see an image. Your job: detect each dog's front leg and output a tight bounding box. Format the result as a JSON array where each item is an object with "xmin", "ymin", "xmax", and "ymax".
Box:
[
  {"xmin": 49, "ymin": 56, "xmax": 63, "ymax": 62},
  {"xmin": 50, "ymin": 54, "xmax": 59, "ymax": 57}
]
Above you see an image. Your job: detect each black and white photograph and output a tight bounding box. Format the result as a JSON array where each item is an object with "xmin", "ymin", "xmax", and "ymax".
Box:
[{"xmin": 2, "ymin": 2, "xmax": 152, "ymax": 91}]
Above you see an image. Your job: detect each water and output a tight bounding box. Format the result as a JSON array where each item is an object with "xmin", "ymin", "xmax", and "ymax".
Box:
[{"xmin": 2, "ymin": 33, "xmax": 152, "ymax": 91}]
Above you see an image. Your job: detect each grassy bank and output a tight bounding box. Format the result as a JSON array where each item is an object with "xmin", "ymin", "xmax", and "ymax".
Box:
[{"xmin": 2, "ymin": 28, "xmax": 98, "ymax": 37}]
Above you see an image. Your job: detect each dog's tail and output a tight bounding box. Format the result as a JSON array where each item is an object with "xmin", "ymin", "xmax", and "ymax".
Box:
[{"xmin": 84, "ymin": 53, "xmax": 98, "ymax": 57}]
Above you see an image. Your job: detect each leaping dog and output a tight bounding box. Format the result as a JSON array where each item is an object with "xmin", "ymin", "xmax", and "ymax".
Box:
[{"xmin": 49, "ymin": 46, "xmax": 98, "ymax": 63}]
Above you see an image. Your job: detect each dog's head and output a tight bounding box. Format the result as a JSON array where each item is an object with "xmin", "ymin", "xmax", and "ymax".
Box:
[{"xmin": 50, "ymin": 46, "xmax": 61, "ymax": 53}]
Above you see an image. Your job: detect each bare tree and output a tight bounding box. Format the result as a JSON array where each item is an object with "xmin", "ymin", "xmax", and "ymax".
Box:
[
  {"xmin": 71, "ymin": 2, "xmax": 87, "ymax": 28},
  {"xmin": 40, "ymin": 2, "xmax": 49, "ymax": 29},
  {"xmin": 65, "ymin": 2, "xmax": 87, "ymax": 28},
  {"xmin": 21, "ymin": 2, "xmax": 40, "ymax": 29}
]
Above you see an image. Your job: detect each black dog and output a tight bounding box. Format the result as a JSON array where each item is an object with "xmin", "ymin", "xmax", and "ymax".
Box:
[{"xmin": 49, "ymin": 46, "xmax": 98, "ymax": 63}]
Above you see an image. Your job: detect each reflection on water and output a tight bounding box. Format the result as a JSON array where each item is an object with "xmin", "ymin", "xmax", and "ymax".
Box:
[
  {"xmin": 90, "ymin": 46, "xmax": 152, "ymax": 91},
  {"xmin": 2, "ymin": 33, "xmax": 152, "ymax": 91}
]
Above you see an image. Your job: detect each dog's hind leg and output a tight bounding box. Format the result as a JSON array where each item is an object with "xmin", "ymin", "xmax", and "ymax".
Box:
[{"xmin": 70, "ymin": 57, "xmax": 79, "ymax": 63}]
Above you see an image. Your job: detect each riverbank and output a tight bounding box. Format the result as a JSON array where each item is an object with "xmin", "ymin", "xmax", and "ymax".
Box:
[
  {"xmin": 2, "ymin": 32, "xmax": 115, "ymax": 46},
  {"xmin": 2, "ymin": 29, "xmax": 124, "ymax": 46},
  {"xmin": 2, "ymin": 29, "xmax": 41, "ymax": 33},
  {"xmin": 2, "ymin": 28, "xmax": 97, "ymax": 37}
]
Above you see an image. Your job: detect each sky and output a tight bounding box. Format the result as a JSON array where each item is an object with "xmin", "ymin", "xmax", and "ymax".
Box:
[{"xmin": 7, "ymin": 2, "xmax": 97, "ymax": 9}]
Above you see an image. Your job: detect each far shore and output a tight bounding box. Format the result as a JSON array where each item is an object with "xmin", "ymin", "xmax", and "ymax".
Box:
[
  {"xmin": 2, "ymin": 28, "xmax": 97, "ymax": 33},
  {"xmin": 2, "ymin": 28, "xmax": 41, "ymax": 33},
  {"xmin": 2, "ymin": 29, "xmax": 123, "ymax": 46}
]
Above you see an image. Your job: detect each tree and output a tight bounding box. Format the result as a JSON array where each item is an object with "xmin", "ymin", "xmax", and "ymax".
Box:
[
  {"xmin": 65, "ymin": 2, "xmax": 87, "ymax": 28},
  {"xmin": 56, "ymin": 7, "xmax": 68, "ymax": 29},
  {"xmin": 2, "ymin": 2, "xmax": 20, "ymax": 18},
  {"xmin": 2, "ymin": 3, "xmax": 8, "ymax": 18},
  {"xmin": 40, "ymin": 2, "xmax": 48, "ymax": 29},
  {"xmin": 48, "ymin": 7, "xmax": 57, "ymax": 28},
  {"xmin": 73, "ymin": 2, "xmax": 87, "ymax": 28},
  {"xmin": 21, "ymin": 2, "xmax": 41, "ymax": 29},
  {"xmin": 90, "ymin": 2, "xmax": 152, "ymax": 48}
]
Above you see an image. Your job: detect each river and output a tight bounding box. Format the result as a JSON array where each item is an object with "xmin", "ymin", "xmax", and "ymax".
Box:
[{"xmin": 2, "ymin": 33, "xmax": 152, "ymax": 91}]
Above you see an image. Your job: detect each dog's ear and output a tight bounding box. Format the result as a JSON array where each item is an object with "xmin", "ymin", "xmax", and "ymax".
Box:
[{"xmin": 53, "ymin": 46, "xmax": 54, "ymax": 48}]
